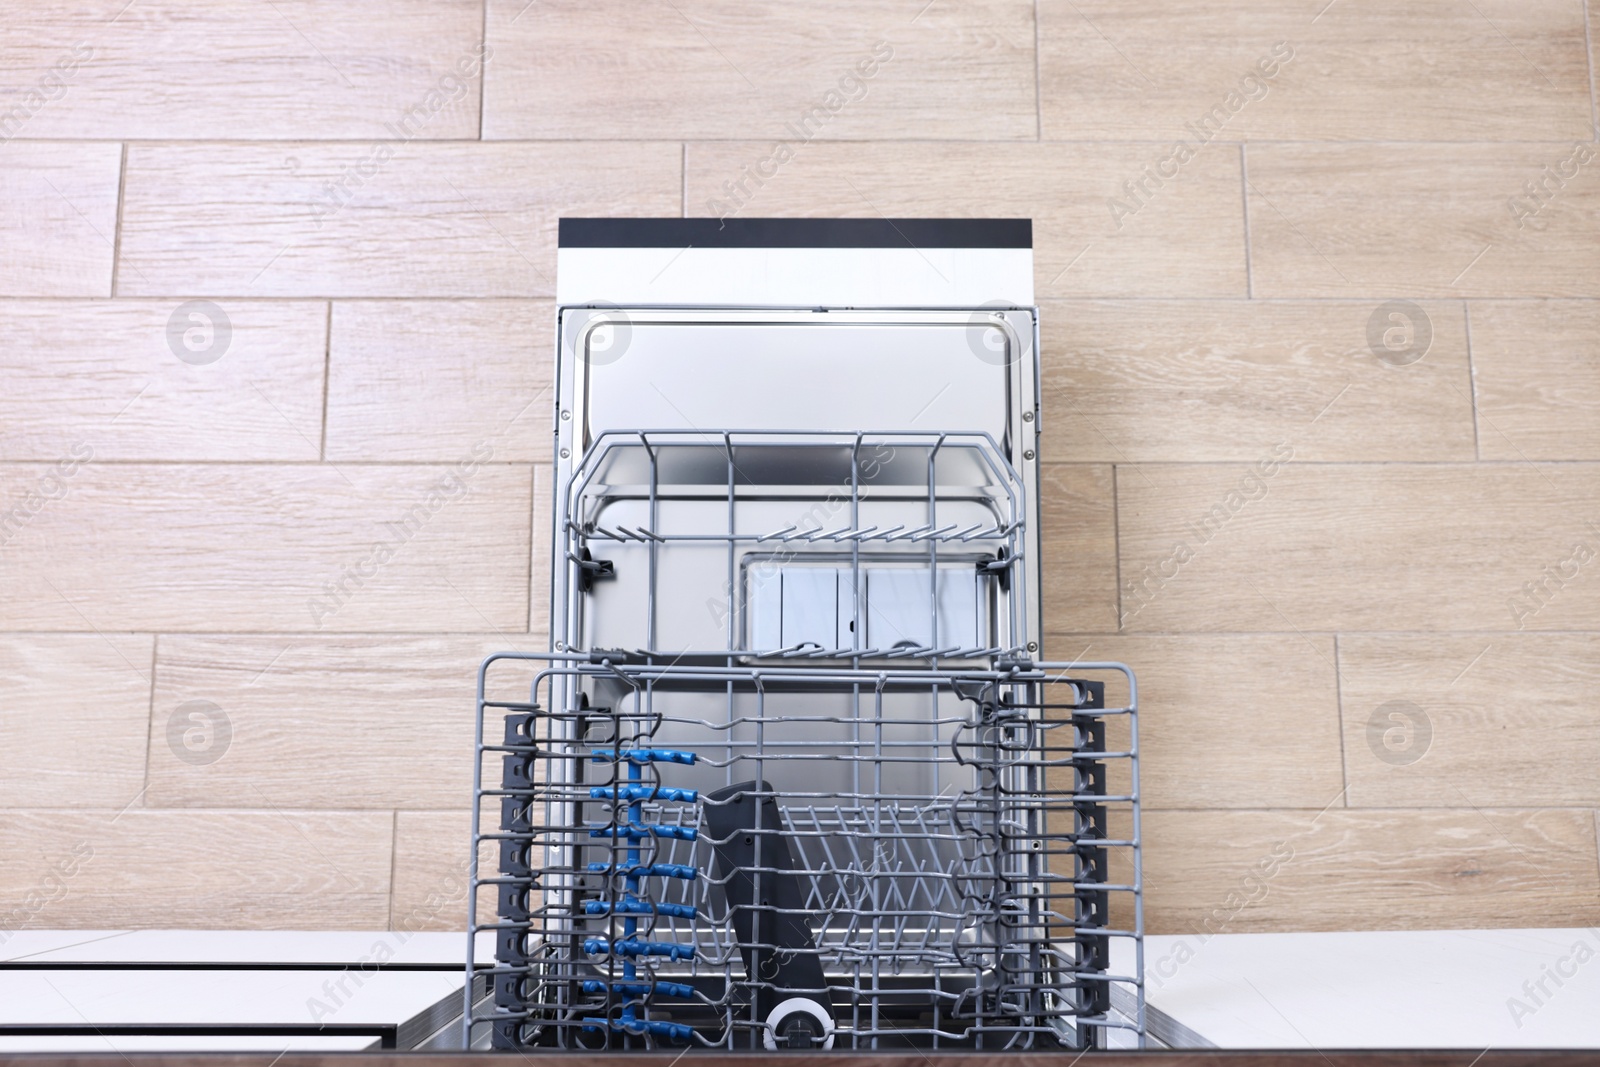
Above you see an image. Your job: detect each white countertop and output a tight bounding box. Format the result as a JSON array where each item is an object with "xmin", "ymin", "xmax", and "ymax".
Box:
[
  {"xmin": 0, "ymin": 930, "xmax": 482, "ymax": 1053},
  {"xmin": 2, "ymin": 929, "xmax": 490, "ymax": 965},
  {"xmin": 13, "ymin": 927, "xmax": 1600, "ymax": 1051},
  {"xmin": 1118, "ymin": 928, "xmax": 1600, "ymax": 1049}
]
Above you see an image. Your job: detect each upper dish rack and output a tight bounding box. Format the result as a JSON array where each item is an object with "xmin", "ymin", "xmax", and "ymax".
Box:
[{"xmin": 557, "ymin": 429, "xmax": 1031, "ymax": 664}]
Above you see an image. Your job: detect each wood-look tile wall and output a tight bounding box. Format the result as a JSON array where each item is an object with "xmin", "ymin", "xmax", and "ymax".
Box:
[{"xmin": 2, "ymin": 0, "xmax": 1598, "ymax": 934}]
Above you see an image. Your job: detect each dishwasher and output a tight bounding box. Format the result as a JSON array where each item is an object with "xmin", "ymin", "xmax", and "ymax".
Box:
[{"xmin": 464, "ymin": 218, "xmax": 1142, "ymax": 1051}]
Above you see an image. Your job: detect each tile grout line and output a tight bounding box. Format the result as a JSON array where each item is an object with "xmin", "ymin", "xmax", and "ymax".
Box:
[
  {"xmin": 15, "ymin": 803, "xmax": 1600, "ymax": 815},
  {"xmin": 1239, "ymin": 143, "xmax": 1255, "ymax": 299},
  {"xmin": 1585, "ymin": 0, "xmax": 1600, "ymax": 141},
  {"xmin": 1111, "ymin": 465, "xmax": 1124, "ymax": 633},
  {"xmin": 138, "ymin": 633, "xmax": 158, "ymax": 809},
  {"xmin": 1123, "ymin": 807, "xmax": 1600, "ymax": 818},
  {"xmin": 1332, "ymin": 633, "xmax": 1349, "ymax": 807},
  {"xmin": 10, "ymin": 803, "xmax": 1599, "ymax": 813},
  {"xmin": 7, "ymin": 457, "xmax": 1599, "ymax": 468},
  {"xmin": 1044, "ymin": 629, "xmax": 1600, "ymax": 638},
  {"xmin": 477, "ymin": 0, "xmax": 489, "ymax": 141},
  {"xmin": 0, "ymin": 458, "xmax": 586, "ymax": 467},
  {"xmin": 319, "ymin": 301, "xmax": 333, "ymax": 461},
  {"xmin": 386, "ymin": 810, "xmax": 399, "ymax": 930},
  {"xmin": 1593, "ymin": 810, "xmax": 1600, "ymax": 886},
  {"xmin": 1032, "ymin": 0, "xmax": 1043, "ymax": 141},
  {"xmin": 15, "ymin": 136, "xmax": 1600, "ymax": 146},
  {"xmin": 9, "ymin": 804, "xmax": 509, "ymax": 814},
  {"xmin": 14, "ymin": 627, "xmax": 1600, "ymax": 639},
  {"xmin": 1462, "ymin": 301, "xmax": 1482, "ymax": 461},
  {"xmin": 6, "ymin": 295, "xmax": 1600, "ymax": 306},
  {"xmin": 0, "ymin": 296, "xmax": 574, "ymax": 304},
  {"xmin": 108, "ymin": 143, "xmax": 129, "ymax": 298}
]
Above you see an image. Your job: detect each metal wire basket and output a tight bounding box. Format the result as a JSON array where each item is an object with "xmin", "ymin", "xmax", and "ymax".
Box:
[
  {"xmin": 464, "ymin": 428, "xmax": 1141, "ymax": 1050},
  {"xmin": 465, "ymin": 654, "xmax": 1140, "ymax": 1050}
]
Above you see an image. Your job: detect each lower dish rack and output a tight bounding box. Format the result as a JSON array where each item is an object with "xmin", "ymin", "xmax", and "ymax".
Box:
[{"xmin": 465, "ymin": 654, "xmax": 1142, "ymax": 1051}]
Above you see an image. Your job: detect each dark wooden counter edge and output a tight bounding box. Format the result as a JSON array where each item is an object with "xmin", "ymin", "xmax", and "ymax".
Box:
[{"xmin": 0, "ymin": 1052, "xmax": 1597, "ymax": 1066}]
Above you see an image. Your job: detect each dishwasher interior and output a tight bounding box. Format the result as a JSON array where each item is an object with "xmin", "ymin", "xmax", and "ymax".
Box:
[{"xmin": 465, "ymin": 219, "xmax": 1142, "ymax": 1052}]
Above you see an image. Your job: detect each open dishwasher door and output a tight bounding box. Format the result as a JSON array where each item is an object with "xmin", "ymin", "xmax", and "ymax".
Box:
[{"xmin": 466, "ymin": 219, "xmax": 1143, "ymax": 1053}]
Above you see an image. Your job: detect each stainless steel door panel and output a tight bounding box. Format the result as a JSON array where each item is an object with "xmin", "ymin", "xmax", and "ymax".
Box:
[{"xmin": 578, "ymin": 318, "xmax": 1016, "ymax": 443}]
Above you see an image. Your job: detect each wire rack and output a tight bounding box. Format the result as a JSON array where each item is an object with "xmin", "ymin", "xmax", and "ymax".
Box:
[
  {"xmin": 465, "ymin": 429, "xmax": 1141, "ymax": 1050},
  {"xmin": 466, "ymin": 657, "xmax": 1140, "ymax": 1050},
  {"xmin": 557, "ymin": 430, "xmax": 1029, "ymax": 662}
]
